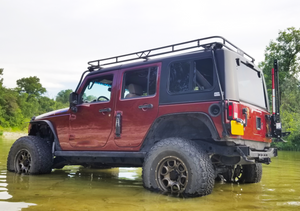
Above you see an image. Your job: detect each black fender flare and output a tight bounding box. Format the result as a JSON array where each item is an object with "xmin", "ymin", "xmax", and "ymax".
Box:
[
  {"xmin": 140, "ymin": 112, "xmax": 220, "ymax": 152},
  {"xmin": 29, "ymin": 120, "xmax": 62, "ymax": 151}
]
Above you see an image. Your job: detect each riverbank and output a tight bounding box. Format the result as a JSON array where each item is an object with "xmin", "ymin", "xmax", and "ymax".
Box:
[{"xmin": 1, "ymin": 132, "xmax": 27, "ymax": 139}]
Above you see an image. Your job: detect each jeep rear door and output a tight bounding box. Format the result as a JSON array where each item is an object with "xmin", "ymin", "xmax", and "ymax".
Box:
[
  {"xmin": 114, "ymin": 63, "xmax": 160, "ymax": 147},
  {"xmin": 225, "ymin": 55, "xmax": 271, "ymax": 144},
  {"xmin": 234, "ymin": 61, "xmax": 270, "ymax": 142}
]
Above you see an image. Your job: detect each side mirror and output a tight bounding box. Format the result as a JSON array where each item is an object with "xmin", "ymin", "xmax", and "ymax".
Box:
[
  {"xmin": 69, "ymin": 92, "xmax": 78, "ymax": 113},
  {"xmin": 69, "ymin": 92, "xmax": 78, "ymax": 105}
]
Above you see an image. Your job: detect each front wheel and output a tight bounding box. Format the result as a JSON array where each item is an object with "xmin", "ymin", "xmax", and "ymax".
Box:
[
  {"xmin": 7, "ymin": 136, "xmax": 53, "ymax": 174},
  {"xmin": 142, "ymin": 137, "xmax": 214, "ymax": 197}
]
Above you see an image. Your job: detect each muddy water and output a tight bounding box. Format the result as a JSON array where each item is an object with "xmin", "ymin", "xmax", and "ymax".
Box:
[{"xmin": 1, "ymin": 136, "xmax": 300, "ymax": 211}]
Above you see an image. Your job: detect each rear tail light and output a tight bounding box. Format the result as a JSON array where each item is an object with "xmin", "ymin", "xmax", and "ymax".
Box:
[
  {"xmin": 228, "ymin": 101, "xmax": 244, "ymax": 136},
  {"xmin": 227, "ymin": 102, "xmax": 238, "ymax": 120}
]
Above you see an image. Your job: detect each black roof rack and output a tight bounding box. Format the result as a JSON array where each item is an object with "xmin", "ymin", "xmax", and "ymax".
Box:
[{"xmin": 88, "ymin": 36, "xmax": 255, "ymax": 70}]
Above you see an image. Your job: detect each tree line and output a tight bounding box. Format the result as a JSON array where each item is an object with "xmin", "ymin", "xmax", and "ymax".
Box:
[
  {"xmin": 1, "ymin": 27, "xmax": 300, "ymax": 150},
  {"xmin": 0, "ymin": 72, "xmax": 72, "ymax": 130},
  {"xmin": 259, "ymin": 27, "xmax": 300, "ymax": 150}
]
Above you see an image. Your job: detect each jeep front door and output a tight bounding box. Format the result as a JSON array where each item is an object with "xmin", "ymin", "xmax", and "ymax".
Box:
[{"xmin": 69, "ymin": 73, "xmax": 115, "ymax": 150}]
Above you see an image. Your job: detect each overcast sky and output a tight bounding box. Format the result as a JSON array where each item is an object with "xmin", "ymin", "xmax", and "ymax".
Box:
[{"xmin": 1, "ymin": 0, "xmax": 299, "ymax": 98}]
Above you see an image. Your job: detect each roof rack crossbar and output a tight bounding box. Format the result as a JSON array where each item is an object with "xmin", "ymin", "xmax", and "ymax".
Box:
[{"xmin": 88, "ymin": 36, "xmax": 255, "ymax": 69}]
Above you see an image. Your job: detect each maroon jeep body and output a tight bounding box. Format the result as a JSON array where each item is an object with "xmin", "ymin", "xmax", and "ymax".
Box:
[{"xmin": 7, "ymin": 36, "xmax": 286, "ymax": 197}]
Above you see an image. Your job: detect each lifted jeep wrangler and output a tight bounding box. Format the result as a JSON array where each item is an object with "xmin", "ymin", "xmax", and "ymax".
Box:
[{"xmin": 7, "ymin": 36, "xmax": 287, "ymax": 197}]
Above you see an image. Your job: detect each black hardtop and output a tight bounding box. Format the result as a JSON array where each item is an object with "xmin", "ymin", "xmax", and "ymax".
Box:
[
  {"xmin": 86, "ymin": 36, "xmax": 255, "ymax": 75},
  {"xmin": 78, "ymin": 36, "xmax": 261, "ymax": 106}
]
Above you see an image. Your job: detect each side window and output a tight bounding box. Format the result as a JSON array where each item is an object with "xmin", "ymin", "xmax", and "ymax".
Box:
[
  {"xmin": 169, "ymin": 58, "xmax": 213, "ymax": 93},
  {"xmin": 80, "ymin": 74, "xmax": 113, "ymax": 103},
  {"xmin": 121, "ymin": 66, "xmax": 158, "ymax": 99}
]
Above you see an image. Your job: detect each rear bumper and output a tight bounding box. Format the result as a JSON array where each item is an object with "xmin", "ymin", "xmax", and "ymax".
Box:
[
  {"xmin": 192, "ymin": 140, "xmax": 277, "ymax": 164},
  {"xmin": 237, "ymin": 146, "xmax": 277, "ymax": 164},
  {"xmin": 249, "ymin": 147, "xmax": 277, "ymax": 158}
]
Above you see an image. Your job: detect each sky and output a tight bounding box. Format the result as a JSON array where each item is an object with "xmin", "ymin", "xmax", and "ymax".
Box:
[{"xmin": 0, "ymin": 0, "xmax": 299, "ymax": 99}]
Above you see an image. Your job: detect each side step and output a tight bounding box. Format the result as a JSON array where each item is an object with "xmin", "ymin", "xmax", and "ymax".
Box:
[{"xmin": 54, "ymin": 151, "xmax": 146, "ymax": 158}]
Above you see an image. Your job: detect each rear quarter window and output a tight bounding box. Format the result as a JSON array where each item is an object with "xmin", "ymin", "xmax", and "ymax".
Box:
[{"xmin": 169, "ymin": 58, "xmax": 213, "ymax": 94}]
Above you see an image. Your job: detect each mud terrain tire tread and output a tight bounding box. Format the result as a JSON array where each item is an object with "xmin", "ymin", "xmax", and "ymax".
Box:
[
  {"xmin": 142, "ymin": 137, "xmax": 214, "ymax": 197},
  {"xmin": 242, "ymin": 163, "xmax": 262, "ymax": 183},
  {"xmin": 7, "ymin": 136, "xmax": 53, "ymax": 174}
]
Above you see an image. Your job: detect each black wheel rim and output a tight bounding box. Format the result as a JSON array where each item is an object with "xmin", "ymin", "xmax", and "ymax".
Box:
[
  {"xmin": 156, "ymin": 156, "xmax": 188, "ymax": 193},
  {"xmin": 14, "ymin": 149, "xmax": 32, "ymax": 174},
  {"xmin": 233, "ymin": 165, "xmax": 243, "ymax": 182}
]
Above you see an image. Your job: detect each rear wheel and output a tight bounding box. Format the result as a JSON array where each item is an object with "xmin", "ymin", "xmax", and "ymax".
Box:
[
  {"xmin": 223, "ymin": 163, "xmax": 262, "ymax": 183},
  {"xmin": 7, "ymin": 136, "xmax": 53, "ymax": 174},
  {"xmin": 242, "ymin": 163, "xmax": 262, "ymax": 183},
  {"xmin": 143, "ymin": 137, "xmax": 214, "ymax": 197}
]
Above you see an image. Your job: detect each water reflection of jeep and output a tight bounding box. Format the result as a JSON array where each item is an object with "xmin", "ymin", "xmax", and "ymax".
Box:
[{"xmin": 7, "ymin": 36, "xmax": 288, "ymax": 197}]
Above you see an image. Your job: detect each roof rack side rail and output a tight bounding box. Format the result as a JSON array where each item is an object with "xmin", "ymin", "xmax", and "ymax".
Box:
[
  {"xmin": 88, "ymin": 36, "xmax": 255, "ymax": 69},
  {"xmin": 220, "ymin": 37, "xmax": 255, "ymax": 63}
]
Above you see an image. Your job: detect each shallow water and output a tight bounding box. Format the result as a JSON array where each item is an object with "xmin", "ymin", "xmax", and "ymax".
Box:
[{"xmin": 0, "ymin": 136, "xmax": 300, "ymax": 211}]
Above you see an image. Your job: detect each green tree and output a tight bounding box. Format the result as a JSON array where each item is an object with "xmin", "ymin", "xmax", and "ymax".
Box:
[
  {"xmin": 0, "ymin": 73, "xmax": 64, "ymax": 130},
  {"xmin": 259, "ymin": 27, "xmax": 300, "ymax": 98},
  {"xmin": 17, "ymin": 92, "xmax": 39, "ymax": 119},
  {"xmin": 38, "ymin": 96, "xmax": 58, "ymax": 114},
  {"xmin": 0, "ymin": 88, "xmax": 25, "ymax": 128},
  {"xmin": 56, "ymin": 89, "xmax": 73, "ymax": 104},
  {"xmin": 15, "ymin": 76, "xmax": 48, "ymax": 121},
  {"xmin": 0, "ymin": 69, "xmax": 5, "ymax": 127},
  {"xmin": 259, "ymin": 27, "xmax": 300, "ymax": 150},
  {"xmin": 0, "ymin": 68, "xmax": 3, "ymax": 86},
  {"xmin": 16, "ymin": 76, "xmax": 46, "ymax": 97}
]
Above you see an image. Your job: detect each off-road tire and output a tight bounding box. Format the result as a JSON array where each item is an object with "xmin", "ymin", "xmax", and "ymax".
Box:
[
  {"xmin": 242, "ymin": 163, "xmax": 262, "ymax": 183},
  {"xmin": 142, "ymin": 137, "xmax": 214, "ymax": 197},
  {"xmin": 223, "ymin": 163, "xmax": 262, "ymax": 183},
  {"xmin": 7, "ymin": 136, "xmax": 53, "ymax": 174}
]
